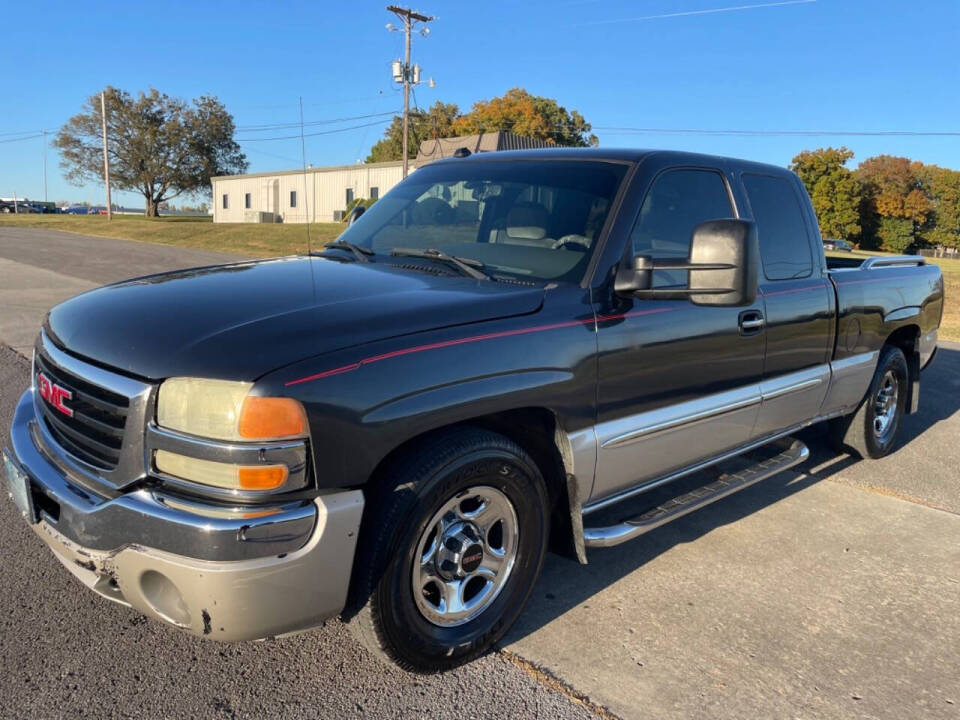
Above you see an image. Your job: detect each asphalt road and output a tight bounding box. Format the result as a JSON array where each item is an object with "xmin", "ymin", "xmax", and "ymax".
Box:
[{"xmin": 1, "ymin": 228, "xmax": 958, "ymax": 719}]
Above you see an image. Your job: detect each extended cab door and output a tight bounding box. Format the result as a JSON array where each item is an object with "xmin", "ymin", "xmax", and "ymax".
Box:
[
  {"xmin": 592, "ymin": 164, "xmax": 766, "ymax": 503},
  {"xmin": 737, "ymin": 172, "xmax": 834, "ymax": 437}
]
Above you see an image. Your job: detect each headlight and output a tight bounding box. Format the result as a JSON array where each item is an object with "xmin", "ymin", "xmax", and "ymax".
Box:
[{"xmin": 157, "ymin": 378, "xmax": 306, "ymax": 441}]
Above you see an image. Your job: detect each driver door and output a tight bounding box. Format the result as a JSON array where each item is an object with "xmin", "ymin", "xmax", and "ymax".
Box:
[{"xmin": 592, "ymin": 166, "xmax": 766, "ymax": 502}]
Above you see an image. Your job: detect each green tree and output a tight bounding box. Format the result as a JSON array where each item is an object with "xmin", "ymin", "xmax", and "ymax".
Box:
[
  {"xmin": 55, "ymin": 87, "xmax": 247, "ymax": 216},
  {"xmin": 366, "ymin": 101, "xmax": 460, "ymax": 162},
  {"xmin": 918, "ymin": 165, "xmax": 960, "ymax": 249},
  {"xmin": 790, "ymin": 147, "xmax": 862, "ymax": 243}
]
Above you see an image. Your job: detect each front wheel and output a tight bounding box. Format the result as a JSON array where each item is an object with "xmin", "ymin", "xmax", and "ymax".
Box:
[
  {"xmin": 828, "ymin": 345, "xmax": 909, "ymax": 459},
  {"xmin": 347, "ymin": 427, "xmax": 549, "ymax": 672}
]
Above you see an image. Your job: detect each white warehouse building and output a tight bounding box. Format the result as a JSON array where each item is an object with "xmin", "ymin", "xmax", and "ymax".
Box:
[
  {"xmin": 211, "ymin": 133, "xmax": 557, "ymax": 224},
  {"xmin": 211, "ymin": 160, "xmax": 404, "ymax": 224}
]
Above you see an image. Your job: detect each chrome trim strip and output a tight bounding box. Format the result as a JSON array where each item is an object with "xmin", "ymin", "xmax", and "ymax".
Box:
[
  {"xmin": 583, "ymin": 410, "xmax": 845, "ymax": 516},
  {"xmin": 761, "ymin": 376, "xmax": 823, "ymax": 401},
  {"xmin": 831, "ymin": 351, "xmax": 878, "ymax": 372},
  {"xmin": 600, "ymin": 388, "xmax": 762, "ymax": 449}
]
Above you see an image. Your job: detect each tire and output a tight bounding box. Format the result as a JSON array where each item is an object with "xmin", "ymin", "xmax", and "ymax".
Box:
[
  {"xmin": 347, "ymin": 427, "xmax": 550, "ymax": 673},
  {"xmin": 828, "ymin": 345, "xmax": 909, "ymax": 459}
]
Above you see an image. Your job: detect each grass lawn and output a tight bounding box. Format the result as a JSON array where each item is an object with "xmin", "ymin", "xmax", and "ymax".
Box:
[
  {"xmin": 0, "ymin": 213, "xmax": 344, "ymax": 258},
  {"xmin": 828, "ymin": 249, "xmax": 959, "ymax": 342},
  {"xmin": 2, "ymin": 215, "xmax": 955, "ymax": 342}
]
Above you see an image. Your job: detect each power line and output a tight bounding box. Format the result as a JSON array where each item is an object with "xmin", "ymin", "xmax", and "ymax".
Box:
[
  {"xmin": 236, "ymin": 118, "xmax": 392, "ymax": 142},
  {"xmin": 0, "ymin": 133, "xmax": 43, "ymax": 145},
  {"xmin": 236, "ymin": 111, "xmax": 396, "ymax": 132}
]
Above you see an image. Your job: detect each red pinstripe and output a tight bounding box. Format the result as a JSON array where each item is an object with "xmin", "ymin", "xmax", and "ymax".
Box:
[{"xmin": 284, "ymin": 306, "xmax": 676, "ymax": 386}]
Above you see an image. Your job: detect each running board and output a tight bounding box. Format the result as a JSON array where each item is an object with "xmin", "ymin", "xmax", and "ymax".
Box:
[{"xmin": 583, "ymin": 438, "xmax": 809, "ymax": 549}]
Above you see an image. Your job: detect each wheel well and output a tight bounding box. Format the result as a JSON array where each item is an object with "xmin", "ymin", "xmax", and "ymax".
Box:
[
  {"xmin": 883, "ymin": 324, "xmax": 921, "ymax": 413},
  {"xmin": 366, "ymin": 408, "xmax": 579, "ymax": 560}
]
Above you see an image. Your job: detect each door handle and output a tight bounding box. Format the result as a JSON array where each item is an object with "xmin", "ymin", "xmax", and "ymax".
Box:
[{"xmin": 739, "ymin": 311, "xmax": 765, "ymax": 334}]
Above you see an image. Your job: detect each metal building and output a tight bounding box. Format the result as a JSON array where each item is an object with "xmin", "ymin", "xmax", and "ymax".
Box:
[{"xmin": 211, "ymin": 161, "xmax": 404, "ymax": 224}]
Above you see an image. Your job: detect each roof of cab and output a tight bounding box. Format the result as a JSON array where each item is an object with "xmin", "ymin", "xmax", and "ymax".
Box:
[{"xmin": 427, "ymin": 146, "xmax": 792, "ymax": 177}]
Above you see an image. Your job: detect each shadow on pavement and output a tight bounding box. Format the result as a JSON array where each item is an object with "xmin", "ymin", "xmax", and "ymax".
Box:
[{"xmin": 506, "ymin": 346, "xmax": 960, "ymax": 645}]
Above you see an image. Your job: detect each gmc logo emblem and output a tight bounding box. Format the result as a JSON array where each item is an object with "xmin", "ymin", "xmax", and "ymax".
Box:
[{"xmin": 37, "ymin": 372, "xmax": 73, "ymax": 418}]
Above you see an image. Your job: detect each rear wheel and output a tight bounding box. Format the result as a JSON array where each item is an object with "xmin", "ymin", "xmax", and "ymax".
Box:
[
  {"xmin": 347, "ymin": 427, "xmax": 549, "ymax": 673},
  {"xmin": 828, "ymin": 345, "xmax": 909, "ymax": 459}
]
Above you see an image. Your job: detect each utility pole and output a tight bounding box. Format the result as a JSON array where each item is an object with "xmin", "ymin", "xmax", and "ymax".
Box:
[
  {"xmin": 41, "ymin": 130, "xmax": 47, "ymax": 203},
  {"xmin": 386, "ymin": 5, "xmax": 433, "ymax": 178},
  {"xmin": 100, "ymin": 92, "xmax": 112, "ymax": 220}
]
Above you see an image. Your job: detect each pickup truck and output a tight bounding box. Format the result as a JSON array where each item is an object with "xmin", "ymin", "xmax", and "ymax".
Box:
[{"xmin": 3, "ymin": 149, "xmax": 944, "ymax": 672}]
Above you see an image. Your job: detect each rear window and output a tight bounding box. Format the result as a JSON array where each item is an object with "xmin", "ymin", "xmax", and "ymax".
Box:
[{"xmin": 742, "ymin": 174, "xmax": 813, "ymax": 280}]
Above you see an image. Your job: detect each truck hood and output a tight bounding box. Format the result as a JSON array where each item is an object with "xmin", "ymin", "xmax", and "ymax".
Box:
[{"xmin": 45, "ymin": 256, "xmax": 545, "ymax": 381}]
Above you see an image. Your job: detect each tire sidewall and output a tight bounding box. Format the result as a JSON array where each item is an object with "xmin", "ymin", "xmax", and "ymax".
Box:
[
  {"xmin": 374, "ymin": 447, "xmax": 548, "ymax": 669},
  {"xmin": 862, "ymin": 348, "xmax": 908, "ymax": 457}
]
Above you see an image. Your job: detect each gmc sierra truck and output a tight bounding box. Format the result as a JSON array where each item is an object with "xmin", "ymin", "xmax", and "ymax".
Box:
[{"xmin": 3, "ymin": 149, "xmax": 943, "ymax": 672}]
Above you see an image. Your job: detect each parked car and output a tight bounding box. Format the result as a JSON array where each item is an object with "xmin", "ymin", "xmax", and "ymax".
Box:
[
  {"xmin": 3, "ymin": 149, "xmax": 944, "ymax": 672},
  {"xmin": 0, "ymin": 201, "xmax": 14, "ymax": 213},
  {"xmin": 823, "ymin": 238, "xmax": 853, "ymax": 252}
]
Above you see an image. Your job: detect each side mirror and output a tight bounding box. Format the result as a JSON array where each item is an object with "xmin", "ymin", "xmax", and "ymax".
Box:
[
  {"xmin": 615, "ymin": 219, "xmax": 759, "ymax": 307},
  {"xmin": 346, "ymin": 204, "xmax": 366, "ymax": 225}
]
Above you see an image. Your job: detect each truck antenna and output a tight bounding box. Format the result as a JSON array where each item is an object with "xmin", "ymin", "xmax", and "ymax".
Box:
[{"xmin": 299, "ymin": 96, "xmax": 312, "ymax": 256}]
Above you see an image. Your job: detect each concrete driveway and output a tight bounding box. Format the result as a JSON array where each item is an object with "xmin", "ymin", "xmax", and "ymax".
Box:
[{"xmin": 1, "ymin": 227, "xmax": 958, "ymax": 719}]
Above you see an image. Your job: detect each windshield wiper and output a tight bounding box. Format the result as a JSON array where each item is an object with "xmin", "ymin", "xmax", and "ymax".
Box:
[
  {"xmin": 390, "ymin": 248, "xmax": 491, "ymax": 281},
  {"xmin": 319, "ymin": 240, "xmax": 375, "ymax": 263}
]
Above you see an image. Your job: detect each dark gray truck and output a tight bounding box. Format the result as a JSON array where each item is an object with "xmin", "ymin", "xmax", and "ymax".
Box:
[{"xmin": 3, "ymin": 149, "xmax": 943, "ymax": 671}]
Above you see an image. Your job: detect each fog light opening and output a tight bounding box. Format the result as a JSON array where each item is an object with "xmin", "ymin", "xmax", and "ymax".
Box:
[{"xmin": 139, "ymin": 570, "xmax": 190, "ymax": 627}]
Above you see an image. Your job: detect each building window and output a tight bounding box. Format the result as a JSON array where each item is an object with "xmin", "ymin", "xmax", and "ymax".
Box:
[
  {"xmin": 290, "ymin": 190, "xmax": 297, "ymax": 208},
  {"xmin": 244, "ymin": 193, "xmax": 251, "ymax": 209},
  {"xmin": 222, "ymin": 194, "xmax": 228, "ymax": 210},
  {"xmin": 345, "ymin": 188, "xmax": 354, "ymax": 207},
  {"xmin": 370, "ymin": 186, "xmax": 379, "ymax": 200}
]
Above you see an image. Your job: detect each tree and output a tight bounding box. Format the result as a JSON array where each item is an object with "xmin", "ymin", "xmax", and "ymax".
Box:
[
  {"xmin": 918, "ymin": 165, "xmax": 960, "ymax": 249},
  {"xmin": 366, "ymin": 101, "xmax": 460, "ymax": 162},
  {"xmin": 790, "ymin": 147, "xmax": 862, "ymax": 243},
  {"xmin": 855, "ymin": 155, "xmax": 932, "ymax": 251},
  {"xmin": 365, "ymin": 89, "xmax": 597, "ymax": 162},
  {"xmin": 55, "ymin": 87, "xmax": 247, "ymax": 217},
  {"xmin": 454, "ymin": 88, "xmax": 597, "ymax": 147}
]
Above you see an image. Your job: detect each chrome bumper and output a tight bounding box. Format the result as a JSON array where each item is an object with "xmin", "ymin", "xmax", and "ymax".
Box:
[{"xmin": 5, "ymin": 389, "xmax": 365, "ymax": 640}]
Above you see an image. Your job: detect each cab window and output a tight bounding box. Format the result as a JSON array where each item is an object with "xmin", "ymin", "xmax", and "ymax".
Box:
[{"xmin": 630, "ymin": 169, "xmax": 733, "ymax": 287}]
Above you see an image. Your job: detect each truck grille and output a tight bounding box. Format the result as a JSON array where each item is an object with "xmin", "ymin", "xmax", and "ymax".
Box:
[{"xmin": 34, "ymin": 350, "xmax": 129, "ymax": 471}]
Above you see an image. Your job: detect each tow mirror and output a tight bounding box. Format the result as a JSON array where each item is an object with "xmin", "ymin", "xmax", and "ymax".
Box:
[
  {"xmin": 346, "ymin": 204, "xmax": 366, "ymax": 225},
  {"xmin": 615, "ymin": 219, "xmax": 759, "ymax": 307}
]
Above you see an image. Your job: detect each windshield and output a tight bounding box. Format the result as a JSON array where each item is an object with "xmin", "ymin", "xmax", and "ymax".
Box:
[{"xmin": 335, "ymin": 160, "xmax": 628, "ymax": 283}]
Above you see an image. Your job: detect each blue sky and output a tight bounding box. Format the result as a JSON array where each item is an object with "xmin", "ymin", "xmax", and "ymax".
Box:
[{"xmin": 1, "ymin": 0, "xmax": 957, "ymax": 207}]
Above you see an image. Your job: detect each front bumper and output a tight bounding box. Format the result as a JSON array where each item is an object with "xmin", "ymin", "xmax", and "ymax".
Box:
[{"xmin": 4, "ymin": 389, "xmax": 365, "ymax": 641}]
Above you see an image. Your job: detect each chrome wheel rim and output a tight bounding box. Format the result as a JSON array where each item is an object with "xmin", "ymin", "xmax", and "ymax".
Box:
[
  {"xmin": 873, "ymin": 370, "xmax": 899, "ymax": 441},
  {"xmin": 412, "ymin": 485, "xmax": 519, "ymax": 627}
]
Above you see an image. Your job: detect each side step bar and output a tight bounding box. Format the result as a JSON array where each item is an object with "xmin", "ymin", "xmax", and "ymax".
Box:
[{"xmin": 583, "ymin": 438, "xmax": 809, "ymax": 549}]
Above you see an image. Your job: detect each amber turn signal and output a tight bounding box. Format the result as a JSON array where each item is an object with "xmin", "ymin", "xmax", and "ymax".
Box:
[
  {"xmin": 237, "ymin": 465, "xmax": 289, "ymax": 491},
  {"xmin": 238, "ymin": 396, "xmax": 307, "ymax": 440}
]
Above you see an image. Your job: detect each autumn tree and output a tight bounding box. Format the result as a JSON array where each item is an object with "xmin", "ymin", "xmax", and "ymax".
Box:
[
  {"xmin": 790, "ymin": 147, "xmax": 862, "ymax": 243},
  {"xmin": 366, "ymin": 101, "xmax": 461, "ymax": 162},
  {"xmin": 366, "ymin": 89, "xmax": 597, "ymax": 162},
  {"xmin": 855, "ymin": 155, "xmax": 932, "ymax": 252},
  {"xmin": 55, "ymin": 87, "xmax": 247, "ymax": 216},
  {"xmin": 453, "ymin": 88, "xmax": 597, "ymax": 147}
]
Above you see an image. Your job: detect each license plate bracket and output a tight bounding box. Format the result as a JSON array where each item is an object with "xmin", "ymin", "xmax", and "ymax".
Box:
[{"xmin": 3, "ymin": 450, "xmax": 37, "ymax": 524}]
